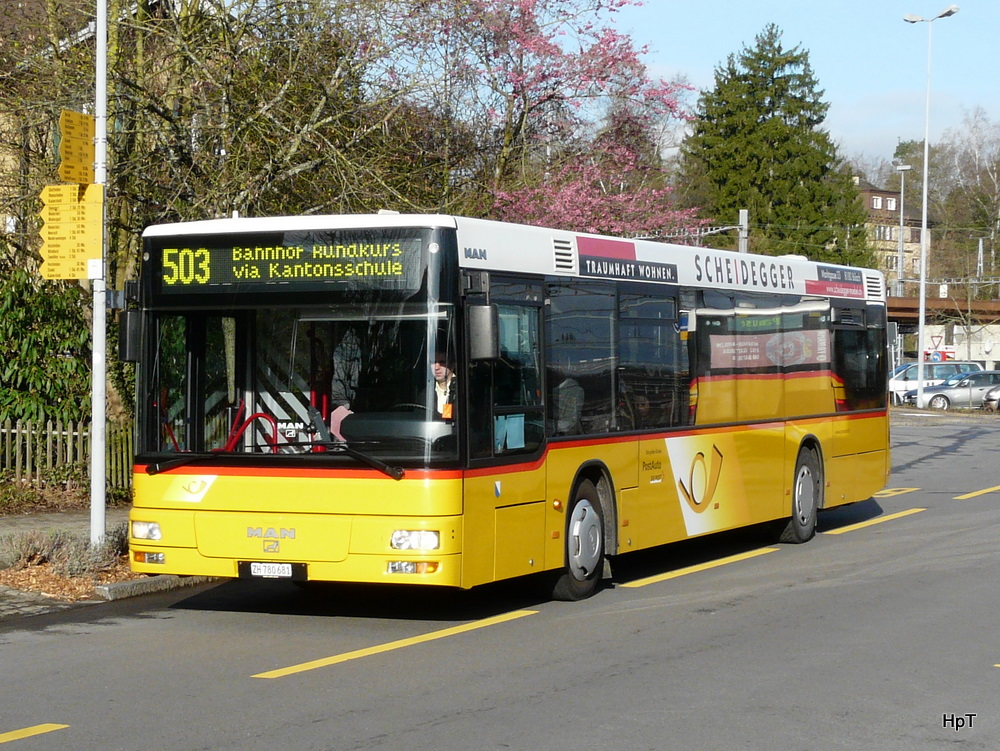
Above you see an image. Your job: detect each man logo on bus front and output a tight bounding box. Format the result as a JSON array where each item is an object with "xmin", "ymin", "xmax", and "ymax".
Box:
[
  {"xmin": 247, "ymin": 527, "xmax": 296, "ymax": 554},
  {"xmin": 678, "ymin": 445, "xmax": 724, "ymax": 514}
]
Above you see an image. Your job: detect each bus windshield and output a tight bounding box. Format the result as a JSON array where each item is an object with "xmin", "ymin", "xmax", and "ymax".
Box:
[{"xmin": 140, "ymin": 301, "xmax": 460, "ymax": 466}]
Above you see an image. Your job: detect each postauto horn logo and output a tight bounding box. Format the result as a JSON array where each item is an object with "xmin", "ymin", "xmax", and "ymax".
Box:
[{"xmin": 678, "ymin": 445, "xmax": 723, "ymax": 514}]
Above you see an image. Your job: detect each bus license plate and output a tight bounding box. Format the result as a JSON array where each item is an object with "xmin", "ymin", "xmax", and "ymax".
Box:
[{"xmin": 249, "ymin": 562, "xmax": 293, "ymax": 578}]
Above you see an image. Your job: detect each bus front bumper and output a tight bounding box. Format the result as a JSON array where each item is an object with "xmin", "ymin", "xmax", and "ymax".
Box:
[{"xmin": 129, "ymin": 508, "xmax": 464, "ymax": 588}]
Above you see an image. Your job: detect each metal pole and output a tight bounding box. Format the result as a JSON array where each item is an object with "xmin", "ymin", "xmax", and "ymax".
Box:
[
  {"xmin": 90, "ymin": 0, "xmax": 108, "ymax": 546},
  {"xmin": 915, "ymin": 19, "xmax": 932, "ymax": 410},
  {"xmin": 906, "ymin": 6, "xmax": 959, "ymax": 408}
]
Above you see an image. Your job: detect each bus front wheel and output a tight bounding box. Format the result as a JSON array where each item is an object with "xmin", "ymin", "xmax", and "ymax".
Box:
[
  {"xmin": 552, "ymin": 479, "xmax": 604, "ymax": 601},
  {"xmin": 778, "ymin": 448, "xmax": 820, "ymax": 544}
]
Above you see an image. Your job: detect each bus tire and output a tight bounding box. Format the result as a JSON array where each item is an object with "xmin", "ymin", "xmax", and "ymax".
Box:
[
  {"xmin": 552, "ymin": 479, "xmax": 604, "ymax": 601},
  {"xmin": 778, "ymin": 447, "xmax": 821, "ymax": 544}
]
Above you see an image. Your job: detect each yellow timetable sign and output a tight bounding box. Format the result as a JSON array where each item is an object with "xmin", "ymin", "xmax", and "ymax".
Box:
[
  {"xmin": 57, "ymin": 110, "xmax": 95, "ymax": 184},
  {"xmin": 39, "ymin": 184, "xmax": 103, "ymax": 280}
]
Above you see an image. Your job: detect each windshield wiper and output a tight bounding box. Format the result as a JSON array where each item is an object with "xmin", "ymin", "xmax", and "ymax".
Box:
[
  {"xmin": 306, "ymin": 440, "xmax": 407, "ymax": 481},
  {"xmin": 307, "ymin": 407, "xmax": 406, "ymax": 481},
  {"xmin": 145, "ymin": 453, "xmax": 217, "ymax": 476}
]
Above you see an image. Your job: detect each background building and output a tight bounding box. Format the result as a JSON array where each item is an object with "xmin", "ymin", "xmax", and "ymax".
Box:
[{"xmin": 855, "ymin": 175, "xmax": 923, "ymax": 296}]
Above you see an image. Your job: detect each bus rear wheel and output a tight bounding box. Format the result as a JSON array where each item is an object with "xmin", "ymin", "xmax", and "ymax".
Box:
[
  {"xmin": 552, "ymin": 479, "xmax": 604, "ymax": 601},
  {"xmin": 778, "ymin": 448, "xmax": 820, "ymax": 544}
]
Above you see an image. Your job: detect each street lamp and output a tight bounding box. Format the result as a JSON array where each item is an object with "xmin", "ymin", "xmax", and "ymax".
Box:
[
  {"xmin": 904, "ymin": 4, "xmax": 959, "ymax": 409},
  {"xmin": 895, "ymin": 163, "xmax": 912, "ymax": 297}
]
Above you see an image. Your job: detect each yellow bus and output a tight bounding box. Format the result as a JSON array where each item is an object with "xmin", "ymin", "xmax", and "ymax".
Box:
[{"xmin": 123, "ymin": 214, "xmax": 889, "ymax": 600}]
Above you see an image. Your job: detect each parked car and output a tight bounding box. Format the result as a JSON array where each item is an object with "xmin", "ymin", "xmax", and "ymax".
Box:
[
  {"xmin": 904, "ymin": 370, "xmax": 1000, "ymax": 409},
  {"xmin": 983, "ymin": 384, "xmax": 1000, "ymax": 411},
  {"xmin": 889, "ymin": 360, "xmax": 985, "ymax": 405}
]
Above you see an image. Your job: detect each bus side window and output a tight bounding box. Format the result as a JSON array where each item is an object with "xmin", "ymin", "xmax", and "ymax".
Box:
[
  {"xmin": 495, "ymin": 305, "xmax": 542, "ymax": 409},
  {"xmin": 471, "ymin": 300, "xmax": 545, "ymax": 458},
  {"xmin": 617, "ymin": 321, "xmax": 681, "ymax": 430},
  {"xmin": 552, "ymin": 377, "xmax": 584, "ymax": 435},
  {"xmin": 546, "ymin": 282, "xmax": 615, "ymax": 434}
]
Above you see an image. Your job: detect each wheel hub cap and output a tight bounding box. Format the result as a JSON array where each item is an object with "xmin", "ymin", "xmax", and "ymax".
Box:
[
  {"xmin": 795, "ymin": 466, "xmax": 816, "ymax": 524},
  {"xmin": 568, "ymin": 500, "xmax": 601, "ymax": 580}
]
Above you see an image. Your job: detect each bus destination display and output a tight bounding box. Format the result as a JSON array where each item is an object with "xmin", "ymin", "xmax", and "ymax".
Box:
[{"xmin": 153, "ymin": 233, "xmax": 424, "ymax": 293}]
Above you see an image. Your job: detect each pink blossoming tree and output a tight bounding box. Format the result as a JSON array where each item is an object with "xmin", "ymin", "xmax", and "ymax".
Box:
[
  {"xmin": 395, "ymin": 0, "xmax": 704, "ymax": 235},
  {"xmin": 493, "ymin": 142, "xmax": 706, "ymax": 237}
]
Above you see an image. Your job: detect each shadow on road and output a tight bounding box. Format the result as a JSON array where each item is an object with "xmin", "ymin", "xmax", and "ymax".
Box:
[
  {"xmin": 169, "ymin": 574, "xmax": 553, "ymax": 622},
  {"xmin": 815, "ymin": 496, "xmax": 886, "ymax": 532},
  {"xmin": 609, "ymin": 496, "xmax": 886, "ymax": 587}
]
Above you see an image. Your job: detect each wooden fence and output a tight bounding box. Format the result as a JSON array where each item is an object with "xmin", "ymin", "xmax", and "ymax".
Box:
[{"xmin": 0, "ymin": 418, "xmax": 133, "ymax": 490}]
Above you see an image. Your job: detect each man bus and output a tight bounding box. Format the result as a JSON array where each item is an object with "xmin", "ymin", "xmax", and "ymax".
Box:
[{"xmin": 123, "ymin": 213, "xmax": 889, "ymax": 600}]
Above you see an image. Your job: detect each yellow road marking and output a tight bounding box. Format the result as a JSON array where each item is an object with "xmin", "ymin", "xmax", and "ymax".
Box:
[
  {"xmin": 954, "ymin": 485, "xmax": 1000, "ymax": 500},
  {"xmin": 873, "ymin": 488, "xmax": 920, "ymax": 498},
  {"xmin": 0, "ymin": 725, "xmax": 69, "ymax": 744},
  {"xmin": 621, "ymin": 547, "xmax": 780, "ymax": 589},
  {"xmin": 253, "ymin": 609, "xmax": 537, "ymax": 678},
  {"xmin": 823, "ymin": 507, "xmax": 926, "ymax": 535}
]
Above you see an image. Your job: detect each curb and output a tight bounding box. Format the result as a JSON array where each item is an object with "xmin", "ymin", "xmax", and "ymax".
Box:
[{"xmin": 94, "ymin": 575, "xmax": 224, "ymax": 601}]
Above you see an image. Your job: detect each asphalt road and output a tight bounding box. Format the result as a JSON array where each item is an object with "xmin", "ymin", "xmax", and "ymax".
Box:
[{"xmin": 1, "ymin": 412, "xmax": 998, "ymax": 750}]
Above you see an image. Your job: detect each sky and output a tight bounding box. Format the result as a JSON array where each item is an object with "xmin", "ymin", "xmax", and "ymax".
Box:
[{"xmin": 609, "ymin": 0, "xmax": 997, "ymax": 162}]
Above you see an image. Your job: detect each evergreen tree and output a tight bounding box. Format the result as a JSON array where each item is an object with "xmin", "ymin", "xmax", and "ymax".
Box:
[{"xmin": 680, "ymin": 24, "xmax": 872, "ymax": 266}]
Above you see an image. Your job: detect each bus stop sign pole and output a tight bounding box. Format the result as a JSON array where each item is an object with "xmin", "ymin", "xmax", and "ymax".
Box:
[{"xmin": 90, "ymin": 0, "xmax": 108, "ymax": 547}]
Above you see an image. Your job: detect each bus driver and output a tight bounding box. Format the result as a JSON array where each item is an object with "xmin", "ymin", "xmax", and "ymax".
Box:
[{"xmin": 433, "ymin": 352, "xmax": 457, "ymax": 419}]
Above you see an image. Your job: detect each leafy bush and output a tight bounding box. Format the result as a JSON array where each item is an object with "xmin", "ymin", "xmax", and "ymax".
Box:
[
  {"xmin": 0, "ymin": 522, "xmax": 129, "ymax": 577},
  {"xmin": 0, "ymin": 473, "xmax": 86, "ymax": 514},
  {"xmin": 0, "ymin": 267, "xmax": 91, "ymax": 423},
  {"xmin": 37, "ymin": 462, "xmax": 89, "ymax": 490},
  {"xmin": 51, "ymin": 534, "xmax": 121, "ymax": 578},
  {"xmin": 0, "ymin": 466, "xmax": 131, "ymax": 515},
  {"xmin": 0, "ymin": 477, "xmax": 58, "ymax": 515},
  {"xmin": 0, "ymin": 529, "xmax": 71, "ymax": 568}
]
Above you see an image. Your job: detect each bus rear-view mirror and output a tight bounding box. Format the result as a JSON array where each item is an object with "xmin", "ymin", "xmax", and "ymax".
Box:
[{"xmin": 468, "ymin": 304, "xmax": 498, "ymax": 361}]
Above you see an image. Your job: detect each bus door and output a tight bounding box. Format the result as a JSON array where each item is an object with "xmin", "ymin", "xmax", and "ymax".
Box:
[{"xmin": 464, "ymin": 280, "xmax": 546, "ymax": 586}]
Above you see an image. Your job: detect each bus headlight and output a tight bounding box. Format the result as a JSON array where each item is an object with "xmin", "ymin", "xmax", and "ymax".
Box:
[
  {"xmin": 390, "ymin": 530, "xmax": 440, "ymax": 550},
  {"xmin": 132, "ymin": 521, "xmax": 162, "ymax": 541}
]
